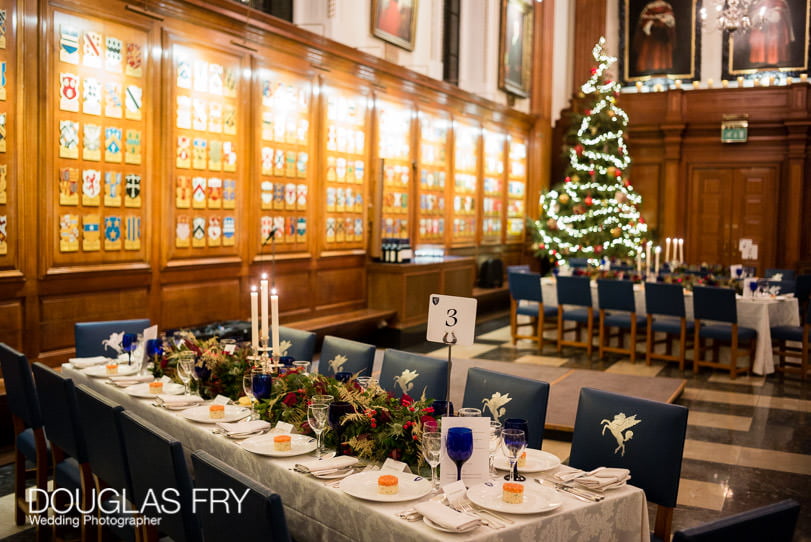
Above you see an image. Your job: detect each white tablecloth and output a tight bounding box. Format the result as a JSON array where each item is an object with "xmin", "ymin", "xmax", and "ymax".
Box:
[
  {"xmin": 539, "ymin": 278, "xmax": 800, "ymax": 375},
  {"xmin": 64, "ymin": 366, "xmax": 650, "ymax": 542}
]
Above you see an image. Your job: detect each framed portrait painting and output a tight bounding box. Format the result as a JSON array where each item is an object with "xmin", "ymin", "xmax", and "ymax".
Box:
[
  {"xmin": 620, "ymin": 0, "xmax": 701, "ymax": 84},
  {"xmin": 498, "ymin": 0, "xmax": 534, "ymax": 97},
  {"xmin": 722, "ymin": 0, "xmax": 810, "ymax": 77},
  {"xmin": 371, "ymin": 0, "xmax": 418, "ymax": 51}
]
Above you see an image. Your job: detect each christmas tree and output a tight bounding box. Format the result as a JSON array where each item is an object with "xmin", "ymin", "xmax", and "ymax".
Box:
[{"xmin": 530, "ymin": 38, "xmax": 647, "ymax": 265}]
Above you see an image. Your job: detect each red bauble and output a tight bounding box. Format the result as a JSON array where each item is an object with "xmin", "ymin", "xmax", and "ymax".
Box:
[
  {"xmin": 585, "ymin": 109, "xmax": 592, "ymax": 116},
  {"xmin": 574, "ymin": 145, "xmax": 584, "ymax": 156},
  {"xmin": 639, "ymin": 218, "xmax": 646, "ymax": 224},
  {"xmin": 589, "ymin": 170, "xmax": 595, "ymax": 176},
  {"xmin": 564, "ymin": 176, "xmax": 571, "ymax": 183},
  {"xmin": 606, "ymin": 80, "xmax": 613, "ymax": 85},
  {"xmin": 591, "ymin": 67, "xmax": 597, "ymax": 75},
  {"xmin": 624, "ymin": 179, "xmax": 631, "ymax": 187},
  {"xmin": 584, "ymin": 195, "xmax": 594, "ymax": 206},
  {"xmin": 595, "ymin": 245, "xmax": 603, "ymax": 254},
  {"xmin": 615, "ymin": 169, "xmax": 622, "ymax": 177}
]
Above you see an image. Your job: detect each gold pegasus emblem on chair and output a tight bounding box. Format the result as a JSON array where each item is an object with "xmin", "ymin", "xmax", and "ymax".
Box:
[
  {"xmin": 328, "ymin": 354, "xmax": 348, "ymax": 374},
  {"xmin": 102, "ymin": 331, "xmax": 124, "ymax": 354},
  {"xmin": 393, "ymin": 369, "xmax": 419, "ymax": 395},
  {"xmin": 481, "ymin": 392, "xmax": 512, "ymax": 421},
  {"xmin": 601, "ymin": 412, "xmax": 641, "ymax": 457}
]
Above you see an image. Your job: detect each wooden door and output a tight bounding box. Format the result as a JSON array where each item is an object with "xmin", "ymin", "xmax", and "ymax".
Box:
[
  {"xmin": 731, "ymin": 167, "xmax": 777, "ymax": 274},
  {"xmin": 689, "ymin": 168, "xmax": 734, "ymax": 265}
]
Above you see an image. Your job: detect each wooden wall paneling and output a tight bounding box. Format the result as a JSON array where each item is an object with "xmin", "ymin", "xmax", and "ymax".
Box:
[
  {"xmin": 783, "ymin": 121, "xmax": 810, "ymax": 268},
  {"xmin": 572, "ymin": 0, "xmax": 606, "ymax": 94},
  {"xmin": 687, "ymin": 167, "xmax": 732, "ymax": 265},
  {"xmin": 0, "ymin": 299, "xmax": 24, "ymax": 350},
  {"xmin": 734, "ymin": 167, "xmax": 778, "ymax": 273},
  {"xmin": 414, "ymin": 105, "xmax": 450, "ymax": 248},
  {"xmin": 159, "ymin": 279, "xmax": 239, "ymax": 329},
  {"xmin": 628, "ymin": 162, "xmax": 661, "ymax": 232}
]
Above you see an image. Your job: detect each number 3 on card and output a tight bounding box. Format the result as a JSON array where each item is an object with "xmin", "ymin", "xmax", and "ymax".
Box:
[{"xmin": 426, "ymin": 294, "xmax": 477, "ymax": 346}]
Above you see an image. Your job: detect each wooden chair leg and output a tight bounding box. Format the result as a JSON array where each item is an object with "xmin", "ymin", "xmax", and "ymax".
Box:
[
  {"xmin": 693, "ymin": 323, "xmax": 702, "ymax": 374},
  {"xmin": 665, "ymin": 335, "xmax": 673, "ymax": 356},
  {"xmin": 536, "ymin": 311, "xmax": 544, "ymax": 351},
  {"xmin": 586, "ymin": 309, "xmax": 594, "ymax": 359},
  {"xmin": 730, "ymin": 327, "xmax": 739, "ymax": 380},
  {"xmin": 510, "ymin": 299, "xmax": 517, "ymax": 345},
  {"xmin": 556, "ymin": 309, "xmax": 564, "ymax": 353},
  {"xmin": 598, "ymin": 310, "xmax": 606, "ymax": 360},
  {"xmin": 679, "ymin": 321, "xmax": 687, "ymax": 371},
  {"xmin": 645, "ymin": 316, "xmax": 653, "ymax": 366},
  {"xmin": 629, "ymin": 318, "xmax": 637, "ymax": 364},
  {"xmin": 14, "ymin": 447, "xmax": 25, "ymax": 525}
]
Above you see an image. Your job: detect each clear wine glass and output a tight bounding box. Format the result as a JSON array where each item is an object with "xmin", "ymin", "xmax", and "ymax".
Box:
[
  {"xmin": 503, "ymin": 418, "xmax": 529, "ymax": 481},
  {"xmin": 421, "ymin": 431, "xmax": 442, "ymax": 492},
  {"xmin": 242, "ymin": 372, "xmax": 255, "ymax": 420},
  {"xmin": 501, "ymin": 428, "xmax": 527, "ymax": 482},
  {"xmin": 177, "ymin": 354, "xmax": 194, "ymax": 396},
  {"xmin": 446, "ymin": 427, "xmax": 473, "ymax": 482},
  {"xmin": 311, "ymin": 394, "xmax": 334, "ymax": 406},
  {"xmin": 307, "ymin": 404, "xmax": 329, "ymax": 459},
  {"xmin": 457, "ymin": 407, "xmax": 482, "ymax": 417},
  {"xmin": 488, "ymin": 421, "xmax": 503, "ymax": 479}
]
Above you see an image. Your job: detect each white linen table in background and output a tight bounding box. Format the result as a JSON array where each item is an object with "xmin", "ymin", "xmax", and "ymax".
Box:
[{"xmin": 63, "ymin": 366, "xmax": 650, "ymax": 542}]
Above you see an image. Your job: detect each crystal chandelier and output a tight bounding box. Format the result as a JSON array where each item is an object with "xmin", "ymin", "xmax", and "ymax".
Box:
[{"xmin": 700, "ymin": 0, "xmax": 769, "ymax": 33}]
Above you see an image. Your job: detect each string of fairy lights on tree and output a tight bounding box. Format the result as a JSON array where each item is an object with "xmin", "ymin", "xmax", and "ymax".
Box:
[{"xmin": 529, "ymin": 37, "xmax": 647, "ymax": 263}]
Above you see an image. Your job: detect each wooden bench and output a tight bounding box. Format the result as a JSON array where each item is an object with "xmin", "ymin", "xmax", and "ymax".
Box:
[{"xmin": 284, "ymin": 308, "xmax": 396, "ymax": 343}]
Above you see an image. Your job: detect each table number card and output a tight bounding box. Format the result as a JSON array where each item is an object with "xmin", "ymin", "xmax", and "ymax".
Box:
[
  {"xmin": 439, "ymin": 416, "xmax": 490, "ymax": 488},
  {"xmin": 426, "ymin": 294, "xmax": 477, "ymax": 346}
]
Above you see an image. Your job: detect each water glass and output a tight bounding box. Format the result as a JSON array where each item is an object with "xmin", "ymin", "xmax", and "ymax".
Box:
[
  {"xmin": 176, "ymin": 353, "xmax": 194, "ymax": 395},
  {"xmin": 328, "ymin": 401, "xmax": 354, "ymax": 456},
  {"xmin": 503, "ymin": 418, "xmax": 529, "ymax": 481},
  {"xmin": 242, "ymin": 372, "xmax": 255, "ymax": 420},
  {"xmin": 446, "ymin": 427, "xmax": 473, "ymax": 482},
  {"xmin": 488, "ymin": 421, "xmax": 502, "ymax": 479},
  {"xmin": 501, "ymin": 428, "xmax": 527, "ymax": 482},
  {"xmin": 431, "ymin": 400, "xmax": 454, "ymax": 418},
  {"xmin": 251, "ymin": 368, "xmax": 273, "ymax": 401},
  {"xmin": 308, "ymin": 404, "xmax": 329, "ymax": 459},
  {"xmin": 457, "ymin": 407, "xmax": 482, "ymax": 417},
  {"xmin": 292, "ymin": 360, "xmax": 310, "ymax": 374},
  {"xmin": 311, "ymin": 394, "xmax": 334, "ymax": 405},
  {"xmin": 421, "ymin": 432, "xmax": 442, "ymax": 492}
]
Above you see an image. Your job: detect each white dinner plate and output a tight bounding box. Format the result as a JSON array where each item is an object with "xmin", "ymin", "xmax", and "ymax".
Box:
[
  {"xmin": 240, "ymin": 433, "xmax": 317, "ymax": 457},
  {"xmin": 125, "ymin": 382, "xmax": 184, "ymax": 398},
  {"xmin": 179, "ymin": 405, "xmax": 250, "ymax": 424},
  {"xmin": 494, "ymin": 448, "xmax": 561, "ymax": 473},
  {"xmin": 467, "ymin": 481, "xmax": 562, "ymax": 515},
  {"xmin": 83, "ymin": 364, "xmax": 141, "ymax": 378},
  {"xmin": 423, "ymin": 516, "xmax": 479, "ymax": 534},
  {"xmin": 339, "ymin": 471, "xmax": 431, "ymax": 503}
]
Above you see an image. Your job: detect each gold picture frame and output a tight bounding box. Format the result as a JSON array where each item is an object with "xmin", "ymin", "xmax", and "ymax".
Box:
[
  {"xmin": 371, "ymin": 0, "xmax": 419, "ymax": 52},
  {"xmin": 498, "ymin": 0, "xmax": 534, "ymax": 97}
]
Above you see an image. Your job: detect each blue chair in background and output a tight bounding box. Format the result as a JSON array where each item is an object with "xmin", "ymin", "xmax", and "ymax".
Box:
[
  {"xmin": 693, "ymin": 286, "xmax": 756, "ymax": 379},
  {"xmin": 596, "ymin": 279, "xmax": 646, "ymax": 363},
  {"xmin": 119, "ymin": 411, "xmax": 202, "ymax": 542},
  {"xmin": 645, "ymin": 282, "xmax": 694, "ymax": 371},
  {"xmin": 568, "ymin": 258, "xmax": 589, "ymax": 268},
  {"xmin": 31, "ymin": 363, "xmax": 94, "ymax": 541},
  {"xmin": 74, "ymin": 318, "xmax": 151, "ymax": 358},
  {"xmin": 462, "ymin": 368, "xmax": 549, "ymax": 449},
  {"xmin": 379, "ymin": 349, "xmax": 448, "ymax": 402},
  {"xmin": 672, "ymin": 499, "xmax": 800, "ymax": 542},
  {"xmin": 75, "ymin": 385, "xmax": 138, "ymax": 542},
  {"xmin": 192, "ymin": 450, "xmax": 292, "ymax": 542},
  {"xmin": 508, "ymin": 271, "xmax": 557, "ymax": 350},
  {"xmin": 556, "ymin": 276, "xmax": 595, "ymax": 358},
  {"xmin": 765, "ymin": 279, "xmax": 796, "ymax": 295},
  {"xmin": 569, "ymin": 387, "xmax": 688, "ymax": 542},
  {"xmin": 0, "ymin": 344, "xmax": 49, "ymax": 528},
  {"xmin": 506, "ymin": 264, "xmax": 530, "ymax": 274},
  {"xmin": 765, "ymin": 268, "xmax": 796, "ymax": 281},
  {"xmin": 318, "ymin": 335, "xmax": 376, "ymax": 377},
  {"xmin": 771, "ymin": 301, "xmax": 811, "ymax": 380},
  {"xmin": 278, "ymin": 326, "xmax": 316, "ymax": 361}
]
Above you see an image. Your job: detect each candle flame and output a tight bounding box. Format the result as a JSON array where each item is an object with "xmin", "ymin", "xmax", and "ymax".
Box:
[
  {"xmin": 271, "ymin": 288, "xmax": 278, "ymax": 295},
  {"xmin": 251, "ymin": 285, "xmax": 257, "ymax": 292},
  {"xmin": 261, "ymin": 273, "xmax": 268, "ymax": 279}
]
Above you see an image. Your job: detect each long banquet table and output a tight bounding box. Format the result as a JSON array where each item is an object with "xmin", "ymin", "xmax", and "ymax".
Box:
[
  {"xmin": 540, "ymin": 277, "xmax": 800, "ymax": 375},
  {"xmin": 63, "ymin": 365, "xmax": 651, "ymax": 542}
]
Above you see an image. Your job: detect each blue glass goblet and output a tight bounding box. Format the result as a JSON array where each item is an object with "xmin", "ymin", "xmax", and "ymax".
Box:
[
  {"xmin": 431, "ymin": 400, "xmax": 454, "ymax": 418},
  {"xmin": 146, "ymin": 339, "xmax": 162, "ymax": 372},
  {"xmin": 736, "ymin": 267, "xmax": 743, "ymax": 278},
  {"xmin": 503, "ymin": 418, "xmax": 529, "ymax": 481},
  {"xmin": 122, "ymin": 333, "xmax": 137, "ymax": 365},
  {"xmin": 328, "ymin": 401, "xmax": 354, "ymax": 456},
  {"xmin": 749, "ymin": 280, "xmax": 759, "ymax": 296},
  {"xmin": 251, "ymin": 369, "xmax": 273, "ymax": 401},
  {"xmin": 334, "ymin": 371, "xmax": 352, "ymax": 383},
  {"xmin": 446, "ymin": 427, "xmax": 473, "ymax": 482},
  {"xmin": 501, "ymin": 429, "xmax": 527, "ymax": 482}
]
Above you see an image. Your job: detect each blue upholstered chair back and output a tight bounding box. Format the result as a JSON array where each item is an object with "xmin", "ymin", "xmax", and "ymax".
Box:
[
  {"xmin": 318, "ymin": 335, "xmax": 375, "ymax": 377},
  {"xmin": 278, "ymin": 326, "xmax": 316, "ymax": 361},
  {"xmin": 506, "ymin": 264, "xmax": 530, "ymax": 274},
  {"xmin": 75, "ymin": 385, "xmax": 132, "ymax": 495},
  {"xmin": 556, "ymin": 276, "xmax": 592, "ymax": 307},
  {"xmin": 765, "ymin": 268, "xmax": 796, "ymax": 281},
  {"xmin": 119, "ymin": 411, "xmax": 201, "ymax": 542},
  {"xmin": 462, "ymin": 368, "xmax": 549, "ymax": 449},
  {"xmin": 568, "ymin": 258, "xmax": 589, "ymax": 268},
  {"xmin": 0, "ymin": 343, "xmax": 43, "ymax": 429},
  {"xmin": 192, "ymin": 451, "xmax": 291, "ymax": 542},
  {"xmin": 693, "ymin": 286, "xmax": 737, "ymax": 324},
  {"xmin": 379, "ymin": 349, "xmax": 448, "ymax": 402},
  {"xmin": 766, "ymin": 279, "xmax": 796, "ymax": 295},
  {"xmin": 597, "ymin": 279, "xmax": 635, "ymax": 312},
  {"xmin": 508, "ymin": 271, "xmax": 543, "ymax": 303},
  {"xmin": 31, "ymin": 363, "xmax": 87, "ymax": 463},
  {"xmin": 672, "ymin": 499, "xmax": 800, "ymax": 542},
  {"xmin": 74, "ymin": 318, "xmax": 151, "ymax": 358},
  {"xmin": 569, "ymin": 387, "xmax": 688, "ymax": 508},
  {"xmin": 645, "ymin": 282, "xmax": 686, "ymax": 318}
]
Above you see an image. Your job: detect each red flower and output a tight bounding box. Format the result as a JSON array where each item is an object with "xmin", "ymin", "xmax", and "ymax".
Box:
[
  {"xmin": 421, "ymin": 406, "xmax": 434, "ymax": 414},
  {"xmin": 401, "ymin": 394, "xmax": 413, "ymax": 406},
  {"xmin": 420, "ymin": 415, "xmax": 436, "ymax": 426},
  {"xmin": 282, "ymin": 392, "xmax": 298, "ymax": 406}
]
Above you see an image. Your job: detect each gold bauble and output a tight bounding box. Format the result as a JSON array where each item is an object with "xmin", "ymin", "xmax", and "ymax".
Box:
[
  {"xmin": 606, "ymin": 166, "xmax": 616, "ymax": 177},
  {"xmin": 559, "ymin": 193, "xmax": 570, "ymax": 204},
  {"xmin": 611, "ymin": 227, "xmax": 622, "ymax": 238},
  {"xmin": 571, "ymin": 175, "xmax": 580, "ymax": 183}
]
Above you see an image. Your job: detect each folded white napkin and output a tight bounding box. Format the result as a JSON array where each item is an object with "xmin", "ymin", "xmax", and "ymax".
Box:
[
  {"xmin": 555, "ymin": 466, "xmax": 630, "ymax": 490},
  {"xmin": 112, "ymin": 374, "xmax": 156, "ymax": 386},
  {"xmin": 216, "ymin": 420, "xmax": 269, "ymax": 436},
  {"xmin": 294, "ymin": 456, "xmax": 358, "ymax": 474},
  {"xmin": 414, "ymin": 502, "xmax": 480, "ymax": 532},
  {"xmin": 158, "ymin": 394, "xmax": 204, "ymax": 406},
  {"xmin": 69, "ymin": 356, "xmax": 109, "ymax": 369}
]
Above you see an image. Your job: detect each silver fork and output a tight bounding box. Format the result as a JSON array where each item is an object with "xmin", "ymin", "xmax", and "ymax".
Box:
[{"xmin": 456, "ymin": 502, "xmax": 502, "ymax": 529}]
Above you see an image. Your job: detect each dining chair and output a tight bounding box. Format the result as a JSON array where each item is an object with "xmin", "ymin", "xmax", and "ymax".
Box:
[
  {"xmin": 596, "ymin": 279, "xmax": 646, "ymax": 363},
  {"xmin": 75, "ymin": 385, "xmax": 138, "ymax": 542},
  {"xmin": 765, "ymin": 279, "xmax": 796, "ymax": 295},
  {"xmin": 318, "ymin": 335, "xmax": 375, "ymax": 377},
  {"xmin": 771, "ymin": 300, "xmax": 811, "ymax": 380},
  {"xmin": 0, "ymin": 344, "xmax": 49, "ymax": 530},
  {"xmin": 764, "ymin": 268, "xmax": 796, "ymax": 281},
  {"xmin": 277, "ymin": 326, "xmax": 316, "ymax": 361},
  {"xmin": 672, "ymin": 499, "xmax": 800, "ymax": 542},
  {"xmin": 31, "ymin": 363, "xmax": 95, "ymax": 541},
  {"xmin": 506, "ymin": 264, "xmax": 530, "ymax": 274},
  {"xmin": 461, "ymin": 367, "xmax": 549, "ymax": 449},
  {"xmin": 645, "ymin": 282, "xmax": 694, "ymax": 370},
  {"xmin": 74, "ymin": 318, "xmax": 151, "ymax": 358},
  {"xmin": 192, "ymin": 450, "xmax": 292, "ymax": 542},
  {"xmin": 555, "ymin": 276, "xmax": 595, "ymax": 358},
  {"xmin": 568, "ymin": 257, "xmax": 589, "ymax": 268},
  {"xmin": 378, "ymin": 349, "xmax": 448, "ymax": 402},
  {"xmin": 693, "ymin": 286, "xmax": 756, "ymax": 379},
  {"xmin": 569, "ymin": 387, "xmax": 688, "ymax": 542},
  {"xmin": 508, "ymin": 271, "xmax": 557, "ymax": 350},
  {"xmin": 119, "ymin": 411, "xmax": 202, "ymax": 542}
]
